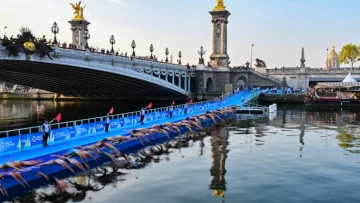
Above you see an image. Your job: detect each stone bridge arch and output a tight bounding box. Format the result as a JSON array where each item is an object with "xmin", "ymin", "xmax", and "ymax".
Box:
[
  {"xmin": 206, "ymin": 77, "xmax": 214, "ymax": 93},
  {"xmin": 232, "ymin": 74, "xmax": 248, "ymax": 89}
]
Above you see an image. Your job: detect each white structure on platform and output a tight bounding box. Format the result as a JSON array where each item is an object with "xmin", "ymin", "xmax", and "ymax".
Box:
[{"xmin": 342, "ymin": 72, "xmax": 357, "ymax": 82}]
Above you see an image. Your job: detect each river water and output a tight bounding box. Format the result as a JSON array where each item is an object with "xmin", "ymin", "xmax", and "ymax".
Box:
[{"xmin": 2, "ymin": 101, "xmax": 360, "ymax": 202}]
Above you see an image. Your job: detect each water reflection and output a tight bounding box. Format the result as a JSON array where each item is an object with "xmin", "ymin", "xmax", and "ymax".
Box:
[
  {"xmin": 4, "ymin": 104, "xmax": 360, "ymax": 203},
  {"xmin": 210, "ymin": 127, "xmax": 229, "ymax": 200}
]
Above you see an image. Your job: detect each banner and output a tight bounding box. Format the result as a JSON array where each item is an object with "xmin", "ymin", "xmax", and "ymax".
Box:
[
  {"xmin": 19, "ymin": 133, "xmax": 31, "ymax": 149},
  {"xmin": 89, "ymin": 123, "xmax": 97, "ymax": 134},
  {"xmin": 110, "ymin": 118, "xmax": 120, "ymax": 129},
  {"xmin": 95, "ymin": 121, "xmax": 105, "ymax": 132},
  {"xmin": 68, "ymin": 126, "xmax": 77, "ymax": 138},
  {"xmin": 51, "ymin": 128, "xmax": 71, "ymax": 142},
  {"xmin": 118, "ymin": 118, "xmax": 125, "ymax": 127},
  {"xmin": 0, "ymin": 136, "xmax": 18, "ymax": 152},
  {"xmin": 124, "ymin": 117, "xmax": 133, "ymax": 126},
  {"xmin": 76, "ymin": 124, "xmax": 90, "ymax": 136}
]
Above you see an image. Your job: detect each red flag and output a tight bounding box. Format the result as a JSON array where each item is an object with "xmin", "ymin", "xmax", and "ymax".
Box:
[
  {"xmin": 55, "ymin": 113, "xmax": 62, "ymax": 122},
  {"xmin": 189, "ymin": 99, "xmax": 193, "ymax": 104},
  {"xmin": 147, "ymin": 103, "xmax": 152, "ymax": 109},
  {"xmin": 171, "ymin": 100, "xmax": 175, "ymax": 105},
  {"xmin": 109, "ymin": 107, "xmax": 114, "ymax": 115}
]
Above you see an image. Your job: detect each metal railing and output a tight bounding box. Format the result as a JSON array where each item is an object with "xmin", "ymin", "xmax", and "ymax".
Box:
[{"xmin": 0, "ymin": 90, "xmax": 246, "ymax": 138}]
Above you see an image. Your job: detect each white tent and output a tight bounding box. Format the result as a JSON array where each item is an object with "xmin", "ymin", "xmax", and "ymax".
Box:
[{"xmin": 342, "ymin": 72, "xmax": 357, "ymax": 82}]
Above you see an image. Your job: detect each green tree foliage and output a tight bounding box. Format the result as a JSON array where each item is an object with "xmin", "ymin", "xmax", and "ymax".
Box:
[{"xmin": 339, "ymin": 44, "xmax": 360, "ymax": 69}]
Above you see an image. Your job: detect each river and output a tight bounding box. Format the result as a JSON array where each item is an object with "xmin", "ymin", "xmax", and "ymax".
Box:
[{"xmin": 2, "ymin": 101, "xmax": 360, "ymax": 202}]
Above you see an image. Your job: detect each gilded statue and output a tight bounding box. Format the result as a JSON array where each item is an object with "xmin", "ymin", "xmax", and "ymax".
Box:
[
  {"xmin": 24, "ymin": 40, "xmax": 35, "ymax": 52},
  {"xmin": 214, "ymin": 0, "xmax": 225, "ymax": 11},
  {"xmin": 70, "ymin": 1, "xmax": 86, "ymax": 20}
]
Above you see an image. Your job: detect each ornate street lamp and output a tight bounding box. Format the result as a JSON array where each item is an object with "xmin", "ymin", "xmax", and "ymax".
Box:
[
  {"xmin": 165, "ymin": 47, "xmax": 169, "ymax": 63},
  {"xmin": 109, "ymin": 35, "xmax": 116, "ymax": 53},
  {"xmin": 131, "ymin": 40, "xmax": 136, "ymax": 56},
  {"xmin": 198, "ymin": 46, "xmax": 206, "ymax": 64},
  {"xmin": 178, "ymin": 51, "xmax": 182, "ymax": 65},
  {"xmin": 84, "ymin": 29, "xmax": 90, "ymax": 49},
  {"xmin": 149, "ymin": 44, "xmax": 154, "ymax": 59},
  {"xmin": 245, "ymin": 61, "xmax": 250, "ymax": 68},
  {"xmin": 51, "ymin": 22, "xmax": 59, "ymax": 45}
]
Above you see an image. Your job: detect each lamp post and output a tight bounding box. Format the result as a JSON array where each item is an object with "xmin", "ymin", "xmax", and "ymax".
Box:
[
  {"xmin": 84, "ymin": 29, "xmax": 90, "ymax": 49},
  {"xmin": 250, "ymin": 44, "xmax": 254, "ymax": 68},
  {"xmin": 51, "ymin": 22, "xmax": 59, "ymax": 45},
  {"xmin": 109, "ymin": 35, "xmax": 115, "ymax": 53},
  {"xmin": 165, "ymin": 47, "xmax": 169, "ymax": 63},
  {"xmin": 198, "ymin": 46, "xmax": 206, "ymax": 64},
  {"xmin": 131, "ymin": 40, "xmax": 136, "ymax": 56},
  {"xmin": 178, "ymin": 51, "xmax": 182, "ymax": 65},
  {"xmin": 150, "ymin": 44, "xmax": 154, "ymax": 59},
  {"xmin": 245, "ymin": 61, "xmax": 250, "ymax": 69},
  {"xmin": 4, "ymin": 26, "xmax": 7, "ymax": 37}
]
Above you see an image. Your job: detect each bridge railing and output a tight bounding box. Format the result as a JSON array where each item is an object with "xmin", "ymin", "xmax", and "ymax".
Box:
[{"xmin": 0, "ymin": 90, "xmax": 250, "ymax": 153}]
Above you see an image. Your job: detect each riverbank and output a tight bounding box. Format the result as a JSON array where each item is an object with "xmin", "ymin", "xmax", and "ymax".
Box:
[{"xmin": 259, "ymin": 93, "xmax": 305, "ymax": 103}]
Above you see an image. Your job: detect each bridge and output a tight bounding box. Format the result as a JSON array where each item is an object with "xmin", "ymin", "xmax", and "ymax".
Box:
[
  {"xmin": 0, "ymin": 1, "xmax": 283, "ymax": 100},
  {"xmin": 266, "ymin": 67, "xmax": 360, "ymax": 87},
  {"xmin": 0, "ymin": 46, "xmax": 195, "ymax": 99}
]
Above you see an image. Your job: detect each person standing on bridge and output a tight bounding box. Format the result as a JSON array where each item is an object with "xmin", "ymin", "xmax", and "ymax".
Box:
[
  {"xmin": 184, "ymin": 102, "xmax": 188, "ymax": 115},
  {"xmin": 105, "ymin": 107, "xmax": 114, "ymax": 132},
  {"xmin": 105, "ymin": 114, "xmax": 110, "ymax": 132},
  {"xmin": 41, "ymin": 116, "xmax": 58, "ymax": 147},
  {"xmin": 169, "ymin": 100, "xmax": 175, "ymax": 118},
  {"xmin": 140, "ymin": 103, "xmax": 152, "ymax": 125}
]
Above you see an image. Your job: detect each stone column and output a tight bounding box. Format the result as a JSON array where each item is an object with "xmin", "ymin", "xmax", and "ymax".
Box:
[
  {"xmin": 172, "ymin": 74, "xmax": 175, "ymax": 85},
  {"xmin": 71, "ymin": 28, "xmax": 77, "ymax": 45},
  {"xmin": 221, "ymin": 21, "xmax": 225, "ymax": 54},
  {"xmin": 188, "ymin": 76, "xmax": 191, "ymax": 92},
  {"xmin": 179, "ymin": 76, "xmax": 182, "ymax": 88},
  {"xmin": 79, "ymin": 29, "xmax": 85, "ymax": 49},
  {"xmin": 166, "ymin": 73, "xmax": 168, "ymax": 82},
  {"xmin": 224, "ymin": 21, "xmax": 228, "ymax": 55},
  {"xmin": 212, "ymin": 21, "xmax": 216, "ymax": 54},
  {"xmin": 184, "ymin": 77, "xmax": 187, "ymax": 91}
]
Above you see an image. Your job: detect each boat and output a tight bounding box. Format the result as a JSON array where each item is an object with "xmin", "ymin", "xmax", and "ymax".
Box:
[{"xmin": 305, "ymin": 72, "xmax": 360, "ymax": 107}]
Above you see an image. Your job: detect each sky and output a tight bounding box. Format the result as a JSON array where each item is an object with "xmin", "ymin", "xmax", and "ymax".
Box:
[{"xmin": 0, "ymin": 0, "xmax": 359, "ymax": 68}]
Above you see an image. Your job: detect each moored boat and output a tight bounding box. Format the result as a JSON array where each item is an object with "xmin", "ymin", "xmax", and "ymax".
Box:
[{"xmin": 305, "ymin": 72, "xmax": 360, "ymax": 107}]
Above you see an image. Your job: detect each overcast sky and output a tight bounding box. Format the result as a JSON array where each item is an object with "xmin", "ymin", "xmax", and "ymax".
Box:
[{"xmin": 0, "ymin": 0, "xmax": 358, "ymax": 68}]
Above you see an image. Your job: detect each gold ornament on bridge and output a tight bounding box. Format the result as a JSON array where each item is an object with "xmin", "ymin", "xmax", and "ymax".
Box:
[
  {"xmin": 214, "ymin": 0, "xmax": 226, "ymax": 11},
  {"xmin": 70, "ymin": 1, "xmax": 86, "ymax": 20},
  {"xmin": 24, "ymin": 40, "xmax": 35, "ymax": 52}
]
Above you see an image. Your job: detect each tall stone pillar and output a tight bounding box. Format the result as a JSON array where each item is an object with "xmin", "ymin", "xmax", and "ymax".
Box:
[
  {"xmin": 187, "ymin": 76, "xmax": 191, "ymax": 92},
  {"xmin": 209, "ymin": 1, "xmax": 231, "ymax": 68},
  {"xmin": 68, "ymin": 20, "xmax": 90, "ymax": 49},
  {"xmin": 212, "ymin": 22, "xmax": 216, "ymax": 54}
]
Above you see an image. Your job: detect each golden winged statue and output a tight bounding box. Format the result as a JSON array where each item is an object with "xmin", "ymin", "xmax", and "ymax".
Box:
[
  {"xmin": 214, "ymin": 0, "xmax": 226, "ymax": 11},
  {"xmin": 70, "ymin": 1, "xmax": 86, "ymax": 20}
]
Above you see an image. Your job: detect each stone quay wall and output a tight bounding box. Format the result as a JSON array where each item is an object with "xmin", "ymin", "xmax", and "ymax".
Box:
[{"xmin": 259, "ymin": 93, "xmax": 305, "ymax": 104}]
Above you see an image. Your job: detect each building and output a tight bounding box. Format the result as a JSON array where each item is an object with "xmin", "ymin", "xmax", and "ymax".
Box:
[{"xmin": 325, "ymin": 44, "xmax": 340, "ymax": 70}]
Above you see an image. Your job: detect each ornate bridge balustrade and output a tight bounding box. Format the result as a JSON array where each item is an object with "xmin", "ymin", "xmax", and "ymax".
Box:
[{"xmin": 0, "ymin": 45, "xmax": 196, "ymax": 98}]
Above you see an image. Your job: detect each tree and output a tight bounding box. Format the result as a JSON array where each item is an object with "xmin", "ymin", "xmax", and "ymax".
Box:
[{"xmin": 339, "ymin": 43, "xmax": 360, "ymax": 69}]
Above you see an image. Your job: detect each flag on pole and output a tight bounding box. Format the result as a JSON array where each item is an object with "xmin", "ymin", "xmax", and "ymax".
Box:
[
  {"xmin": 147, "ymin": 103, "xmax": 152, "ymax": 109},
  {"xmin": 109, "ymin": 107, "xmax": 114, "ymax": 115},
  {"xmin": 55, "ymin": 113, "xmax": 62, "ymax": 122},
  {"xmin": 189, "ymin": 99, "xmax": 193, "ymax": 104},
  {"xmin": 171, "ymin": 100, "xmax": 175, "ymax": 105}
]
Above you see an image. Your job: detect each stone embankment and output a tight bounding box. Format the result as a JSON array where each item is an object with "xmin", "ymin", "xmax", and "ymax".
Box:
[{"xmin": 259, "ymin": 93, "xmax": 305, "ymax": 103}]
